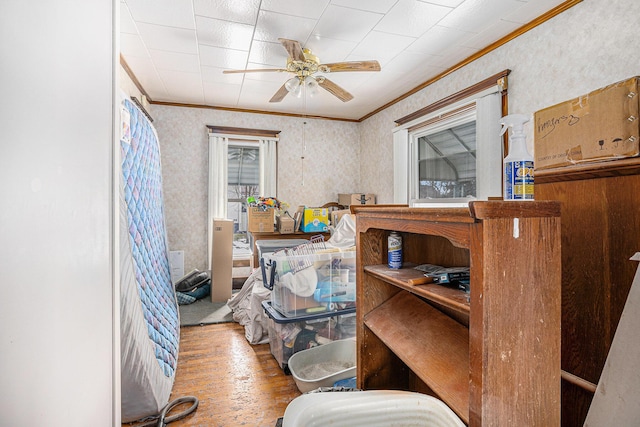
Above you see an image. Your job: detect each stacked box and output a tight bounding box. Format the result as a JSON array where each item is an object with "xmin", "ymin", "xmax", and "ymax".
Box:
[
  {"xmin": 247, "ymin": 207, "xmax": 275, "ymax": 232},
  {"xmin": 300, "ymin": 208, "xmax": 329, "ymax": 233},
  {"xmin": 270, "ymin": 249, "xmax": 356, "ymax": 317},
  {"xmin": 262, "ymin": 300, "xmax": 356, "ymax": 373}
]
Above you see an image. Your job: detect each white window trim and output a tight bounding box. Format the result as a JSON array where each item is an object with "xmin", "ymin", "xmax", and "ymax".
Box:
[
  {"xmin": 207, "ymin": 132, "xmax": 278, "ymax": 267},
  {"xmin": 393, "ymin": 85, "xmax": 503, "ymax": 205}
]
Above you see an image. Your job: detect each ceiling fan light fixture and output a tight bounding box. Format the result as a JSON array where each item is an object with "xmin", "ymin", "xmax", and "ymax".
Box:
[
  {"xmin": 305, "ymin": 76, "xmax": 319, "ymax": 97},
  {"xmin": 285, "ymin": 77, "xmax": 301, "ymax": 93}
]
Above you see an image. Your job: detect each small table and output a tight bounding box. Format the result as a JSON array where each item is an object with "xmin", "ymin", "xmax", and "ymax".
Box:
[{"xmin": 249, "ymin": 230, "xmax": 331, "ymax": 268}]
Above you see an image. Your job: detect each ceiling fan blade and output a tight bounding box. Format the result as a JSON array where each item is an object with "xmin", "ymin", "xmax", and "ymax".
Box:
[
  {"xmin": 320, "ymin": 60, "xmax": 381, "ymax": 73},
  {"xmin": 317, "ymin": 77, "xmax": 354, "ymax": 102},
  {"xmin": 278, "ymin": 38, "xmax": 305, "ymax": 62},
  {"xmin": 223, "ymin": 68, "xmax": 287, "ymax": 74},
  {"xmin": 269, "ymin": 84, "xmax": 289, "ymax": 103}
]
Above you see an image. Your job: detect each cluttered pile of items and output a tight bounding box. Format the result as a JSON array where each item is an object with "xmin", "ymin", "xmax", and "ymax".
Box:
[{"xmin": 228, "ymin": 211, "xmax": 358, "ymax": 377}]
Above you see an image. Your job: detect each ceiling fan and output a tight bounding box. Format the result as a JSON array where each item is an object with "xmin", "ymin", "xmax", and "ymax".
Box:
[{"xmin": 223, "ymin": 38, "xmax": 381, "ymax": 103}]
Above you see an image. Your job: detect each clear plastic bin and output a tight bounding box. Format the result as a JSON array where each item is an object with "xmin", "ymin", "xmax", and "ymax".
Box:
[
  {"xmin": 262, "ymin": 300, "xmax": 356, "ymax": 373},
  {"xmin": 268, "ymin": 249, "xmax": 356, "ymax": 317}
]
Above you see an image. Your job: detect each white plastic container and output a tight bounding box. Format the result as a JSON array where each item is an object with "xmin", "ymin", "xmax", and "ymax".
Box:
[
  {"xmin": 501, "ymin": 113, "xmax": 534, "ymax": 200},
  {"xmin": 287, "ymin": 339, "xmax": 356, "ymax": 393},
  {"xmin": 283, "ymin": 390, "xmax": 465, "ymax": 427}
]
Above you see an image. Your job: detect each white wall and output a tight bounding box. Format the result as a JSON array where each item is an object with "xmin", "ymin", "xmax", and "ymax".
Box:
[
  {"xmin": 0, "ymin": 1, "xmax": 117, "ymax": 425},
  {"xmin": 360, "ymin": 0, "xmax": 639, "ymax": 203}
]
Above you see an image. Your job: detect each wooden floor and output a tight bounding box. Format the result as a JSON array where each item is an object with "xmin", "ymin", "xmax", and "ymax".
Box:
[{"xmin": 124, "ymin": 322, "xmax": 301, "ymax": 427}]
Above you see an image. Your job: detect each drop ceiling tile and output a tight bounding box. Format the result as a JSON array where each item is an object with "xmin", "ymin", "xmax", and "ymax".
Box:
[
  {"xmin": 502, "ymin": 0, "xmax": 566, "ymax": 24},
  {"xmin": 304, "ymin": 36, "xmax": 358, "ymax": 63},
  {"xmin": 242, "ymin": 66, "xmax": 290, "ymax": 83},
  {"xmin": 248, "ymin": 40, "xmax": 289, "ymax": 67},
  {"xmin": 124, "ymin": 0, "xmax": 195, "ymax": 29},
  {"xmin": 159, "ymin": 69, "xmax": 204, "ymax": 101},
  {"xmin": 121, "ymin": 0, "xmax": 574, "ymax": 119},
  {"xmin": 136, "ymin": 22, "xmax": 198, "ymax": 54},
  {"xmin": 149, "ymin": 49, "xmax": 200, "ymax": 73},
  {"xmin": 201, "ymin": 65, "xmax": 244, "ymax": 84},
  {"xmin": 121, "ymin": 33, "xmax": 150, "ymax": 58},
  {"xmin": 380, "ymin": 49, "xmax": 439, "ymax": 73},
  {"xmin": 203, "ymin": 81, "xmax": 242, "ymax": 105},
  {"xmin": 196, "ymin": 15, "xmax": 254, "ymax": 50},
  {"xmin": 199, "ymin": 45, "xmax": 248, "ymax": 69},
  {"xmin": 124, "ymin": 56, "xmax": 168, "ymax": 96},
  {"xmin": 419, "ymin": 0, "xmax": 466, "ymax": 7},
  {"xmin": 260, "ymin": 0, "xmax": 330, "ymax": 19},
  {"xmin": 313, "ymin": 5, "xmax": 383, "ymax": 42},
  {"xmin": 438, "ymin": 0, "xmax": 524, "ymax": 34},
  {"xmin": 193, "ymin": 0, "xmax": 260, "ymax": 24},
  {"xmin": 253, "ymin": 10, "xmax": 317, "ymax": 44},
  {"xmin": 329, "ymin": 0, "xmax": 397, "ymax": 14},
  {"xmin": 458, "ymin": 18, "xmax": 521, "ymax": 49},
  {"xmin": 436, "ymin": 44, "xmax": 480, "ymax": 66},
  {"xmin": 374, "ymin": 0, "xmax": 453, "ymax": 38},
  {"xmin": 352, "ymin": 31, "xmax": 416, "ymax": 65},
  {"xmin": 407, "ymin": 25, "xmax": 475, "ymax": 55}
]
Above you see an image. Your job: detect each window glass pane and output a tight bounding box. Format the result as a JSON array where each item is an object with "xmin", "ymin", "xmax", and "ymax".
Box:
[
  {"xmin": 417, "ymin": 121, "xmax": 476, "ymax": 199},
  {"xmin": 227, "ymin": 145, "xmax": 259, "ymax": 257}
]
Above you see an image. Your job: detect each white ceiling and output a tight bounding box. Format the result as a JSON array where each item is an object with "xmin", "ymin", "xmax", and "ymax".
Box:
[{"xmin": 120, "ymin": 0, "xmax": 569, "ymax": 121}]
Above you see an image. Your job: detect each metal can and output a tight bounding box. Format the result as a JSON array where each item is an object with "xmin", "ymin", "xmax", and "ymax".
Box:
[{"xmin": 388, "ymin": 231, "xmax": 403, "ymax": 269}]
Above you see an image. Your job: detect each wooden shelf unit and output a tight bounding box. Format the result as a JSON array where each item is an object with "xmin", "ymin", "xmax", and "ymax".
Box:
[{"xmin": 353, "ymin": 201, "xmax": 562, "ymax": 426}]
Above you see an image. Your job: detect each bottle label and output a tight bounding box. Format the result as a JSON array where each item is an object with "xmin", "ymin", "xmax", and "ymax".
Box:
[
  {"xmin": 388, "ymin": 233, "xmax": 403, "ymax": 269},
  {"xmin": 504, "ymin": 161, "xmax": 534, "ymax": 200}
]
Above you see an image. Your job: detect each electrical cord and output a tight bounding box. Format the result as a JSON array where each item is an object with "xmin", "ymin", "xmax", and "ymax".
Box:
[{"xmin": 132, "ymin": 396, "xmax": 199, "ymax": 427}]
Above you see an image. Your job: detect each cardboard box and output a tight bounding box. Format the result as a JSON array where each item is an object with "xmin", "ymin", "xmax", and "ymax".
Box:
[
  {"xmin": 247, "ymin": 207, "xmax": 275, "ymax": 233},
  {"xmin": 211, "ymin": 219, "xmax": 233, "ymax": 302},
  {"xmin": 338, "ymin": 193, "xmax": 376, "ymax": 206},
  {"xmin": 534, "ymin": 77, "xmax": 640, "ymax": 170},
  {"xmin": 301, "ymin": 208, "xmax": 329, "ymax": 233},
  {"xmin": 276, "ymin": 214, "xmax": 295, "ymax": 234}
]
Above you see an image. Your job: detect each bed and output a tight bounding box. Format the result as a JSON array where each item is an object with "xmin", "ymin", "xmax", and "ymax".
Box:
[{"xmin": 119, "ymin": 98, "xmax": 180, "ymax": 422}]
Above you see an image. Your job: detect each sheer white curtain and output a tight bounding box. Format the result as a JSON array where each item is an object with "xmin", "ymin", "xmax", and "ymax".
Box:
[
  {"xmin": 208, "ymin": 135, "xmax": 228, "ymax": 264},
  {"xmin": 259, "ymin": 138, "xmax": 277, "ymax": 197}
]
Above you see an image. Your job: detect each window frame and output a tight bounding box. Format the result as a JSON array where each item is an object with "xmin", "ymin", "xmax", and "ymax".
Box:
[{"xmin": 393, "ymin": 70, "xmax": 509, "ymax": 205}]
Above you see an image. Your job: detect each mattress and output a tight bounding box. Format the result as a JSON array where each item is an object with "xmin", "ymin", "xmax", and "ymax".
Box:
[{"xmin": 119, "ymin": 98, "xmax": 179, "ymax": 422}]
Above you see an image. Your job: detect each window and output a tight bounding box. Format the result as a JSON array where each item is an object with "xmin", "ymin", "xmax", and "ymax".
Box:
[
  {"xmin": 207, "ymin": 126, "xmax": 279, "ymax": 264},
  {"xmin": 227, "ymin": 143, "xmax": 260, "ymax": 237},
  {"xmin": 393, "ymin": 70, "xmax": 509, "ymax": 206},
  {"xmin": 415, "ymin": 113, "xmax": 477, "ymax": 200}
]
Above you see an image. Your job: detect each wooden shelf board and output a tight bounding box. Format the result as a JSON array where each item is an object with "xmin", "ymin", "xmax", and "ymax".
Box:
[
  {"xmin": 364, "ymin": 291, "xmax": 470, "ymax": 424},
  {"xmin": 364, "ymin": 264, "xmax": 470, "ymax": 315}
]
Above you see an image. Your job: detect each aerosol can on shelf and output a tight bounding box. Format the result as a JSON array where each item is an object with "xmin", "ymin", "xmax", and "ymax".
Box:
[{"xmin": 501, "ymin": 114, "xmax": 534, "ymax": 200}]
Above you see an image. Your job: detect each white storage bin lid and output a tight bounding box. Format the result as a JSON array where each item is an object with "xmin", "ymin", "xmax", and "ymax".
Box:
[{"xmin": 283, "ymin": 390, "xmax": 465, "ymax": 427}]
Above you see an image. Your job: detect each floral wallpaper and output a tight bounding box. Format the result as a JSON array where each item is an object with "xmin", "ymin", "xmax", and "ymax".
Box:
[
  {"xmin": 360, "ymin": 0, "xmax": 638, "ymax": 207},
  {"xmin": 142, "ymin": 0, "xmax": 635, "ymax": 272},
  {"xmin": 149, "ymin": 106, "xmax": 361, "ymax": 271}
]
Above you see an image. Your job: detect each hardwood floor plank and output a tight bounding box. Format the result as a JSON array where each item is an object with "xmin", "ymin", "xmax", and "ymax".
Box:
[{"xmin": 123, "ymin": 322, "xmax": 301, "ymax": 427}]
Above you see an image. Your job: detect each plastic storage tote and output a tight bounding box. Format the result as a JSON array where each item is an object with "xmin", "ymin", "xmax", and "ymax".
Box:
[
  {"xmin": 266, "ymin": 249, "xmax": 356, "ymax": 317},
  {"xmin": 283, "ymin": 390, "xmax": 465, "ymax": 427},
  {"xmin": 262, "ymin": 300, "xmax": 355, "ymax": 373}
]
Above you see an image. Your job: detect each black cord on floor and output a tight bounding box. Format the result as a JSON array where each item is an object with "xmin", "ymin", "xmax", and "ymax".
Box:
[{"xmin": 132, "ymin": 396, "xmax": 199, "ymax": 427}]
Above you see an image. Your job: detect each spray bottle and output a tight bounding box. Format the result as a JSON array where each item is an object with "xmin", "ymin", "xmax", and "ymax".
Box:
[{"xmin": 500, "ymin": 114, "xmax": 534, "ymax": 200}]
